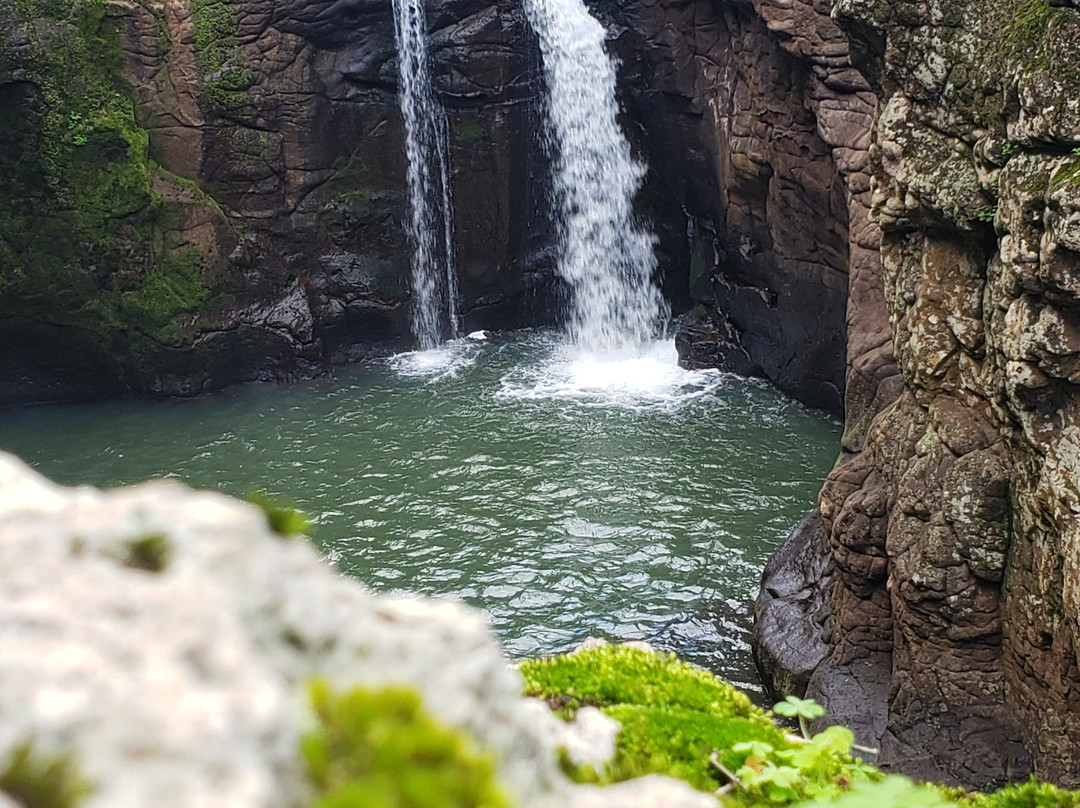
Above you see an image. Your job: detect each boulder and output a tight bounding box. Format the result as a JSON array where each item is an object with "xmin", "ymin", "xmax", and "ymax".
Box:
[{"xmin": 0, "ymin": 452, "xmax": 707, "ymax": 808}]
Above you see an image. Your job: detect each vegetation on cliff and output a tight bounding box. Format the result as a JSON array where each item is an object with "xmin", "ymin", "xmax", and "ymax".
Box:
[
  {"xmin": 0, "ymin": 0, "xmax": 227, "ymax": 380},
  {"xmin": 521, "ymin": 646, "xmax": 1080, "ymax": 808}
]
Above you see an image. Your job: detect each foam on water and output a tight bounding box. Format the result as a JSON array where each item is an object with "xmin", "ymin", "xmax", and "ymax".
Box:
[
  {"xmin": 387, "ymin": 339, "xmax": 482, "ymax": 380},
  {"xmin": 498, "ymin": 338, "xmax": 724, "ymax": 410}
]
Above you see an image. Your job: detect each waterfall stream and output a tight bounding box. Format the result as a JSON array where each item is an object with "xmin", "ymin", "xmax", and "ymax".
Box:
[
  {"xmin": 392, "ymin": 0, "xmax": 460, "ymax": 349},
  {"xmin": 523, "ymin": 0, "xmax": 668, "ymax": 353}
]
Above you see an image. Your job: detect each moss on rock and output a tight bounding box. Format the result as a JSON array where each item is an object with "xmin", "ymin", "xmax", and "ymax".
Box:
[
  {"xmin": 0, "ymin": 0, "xmax": 233, "ymax": 390},
  {"xmin": 0, "ymin": 741, "xmax": 92, "ymax": 808},
  {"xmin": 302, "ymin": 681, "xmax": 515, "ymax": 808},
  {"xmin": 521, "ymin": 646, "xmax": 1080, "ymax": 808},
  {"xmin": 520, "ymin": 646, "xmax": 876, "ymax": 801}
]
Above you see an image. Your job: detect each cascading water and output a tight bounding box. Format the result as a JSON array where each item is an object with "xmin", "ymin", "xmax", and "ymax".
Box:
[
  {"xmin": 523, "ymin": 0, "xmax": 668, "ymax": 354},
  {"xmin": 392, "ymin": 0, "xmax": 460, "ymax": 350}
]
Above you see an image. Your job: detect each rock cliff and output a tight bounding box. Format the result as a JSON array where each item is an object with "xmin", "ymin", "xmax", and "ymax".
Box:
[
  {"xmin": 0, "ymin": 0, "xmax": 553, "ymax": 404},
  {"xmin": 743, "ymin": 0, "xmax": 1080, "ymax": 789},
  {"xmin": 599, "ymin": 0, "xmax": 893, "ymax": 417}
]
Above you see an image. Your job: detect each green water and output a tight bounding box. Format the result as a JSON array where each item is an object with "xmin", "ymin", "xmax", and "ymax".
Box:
[{"xmin": 0, "ymin": 331, "xmax": 838, "ymax": 692}]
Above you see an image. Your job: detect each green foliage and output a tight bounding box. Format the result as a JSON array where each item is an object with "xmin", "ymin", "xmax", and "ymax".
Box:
[
  {"xmin": 0, "ymin": 741, "xmax": 93, "ymax": 808},
  {"xmin": 520, "ymin": 645, "xmax": 766, "ymax": 722},
  {"xmin": 302, "ymin": 681, "xmax": 513, "ymax": 808},
  {"xmin": 731, "ymin": 726, "xmax": 880, "ymax": 806},
  {"xmin": 977, "ymin": 206, "xmax": 998, "ymax": 223},
  {"xmin": 521, "ymin": 647, "xmax": 882, "ymax": 804},
  {"xmin": 791, "ymin": 776, "xmax": 957, "ymax": 808},
  {"xmin": 967, "ymin": 777, "xmax": 1080, "ymax": 808},
  {"xmin": 774, "ymin": 695, "xmax": 826, "ymax": 740},
  {"xmin": 123, "ymin": 532, "xmax": 172, "ymax": 572},
  {"xmin": 1072, "ymin": 147, "xmax": 1080, "ymax": 156},
  {"xmin": 524, "ymin": 648, "xmax": 1080, "ymax": 808},
  {"xmin": 245, "ymin": 491, "xmax": 311, "ymax": 537}
]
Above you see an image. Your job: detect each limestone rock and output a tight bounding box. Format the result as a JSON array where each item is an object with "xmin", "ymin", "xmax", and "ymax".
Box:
[{"xmin": 0, "ymin": 453, "xmax": 699, "ymax": 808}]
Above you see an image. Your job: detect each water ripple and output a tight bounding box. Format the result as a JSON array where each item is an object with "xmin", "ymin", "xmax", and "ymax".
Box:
[{"xmin": 0, "ymin": 330, "xmax": 839, "ymax": 692}]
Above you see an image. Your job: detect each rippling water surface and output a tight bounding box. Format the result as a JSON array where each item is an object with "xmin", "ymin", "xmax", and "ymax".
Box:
[{"xmin": 0, "ymin": 331, "xmax": 839, "ymax": 692}]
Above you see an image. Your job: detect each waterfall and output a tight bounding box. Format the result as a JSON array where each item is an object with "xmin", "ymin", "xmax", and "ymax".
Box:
[
  {"xmin": 392, "ymin": 0, "xmax": 460, "ymax": 350},
  {"xmin": 523, "ymin": 0, "xmax": 668, "ymax": 353}
]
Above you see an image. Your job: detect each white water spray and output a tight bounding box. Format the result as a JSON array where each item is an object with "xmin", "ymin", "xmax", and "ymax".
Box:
[
  {"xmin": 392, "ymin": 0, "xmax": 460, "ymax": 349},
  {"xmin": 523, "ymin": 0, "xmax": 668, "ymax": 353}
]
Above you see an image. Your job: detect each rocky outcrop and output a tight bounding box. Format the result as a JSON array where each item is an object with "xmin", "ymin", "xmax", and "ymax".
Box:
[
  {"xmin": 751, "ymin": 0, "xmax": 1080, "ymax": 789},
  {"xmin": 596, "ymin": 0, "xmax": 895, "ymax": 418},
  {"xmin": 0, "ymin": 451, "xmax": 716, "ymax": 808},
  {"xmin": 0, "ymin": 0, "xmax": 553, "ymax": 404}
]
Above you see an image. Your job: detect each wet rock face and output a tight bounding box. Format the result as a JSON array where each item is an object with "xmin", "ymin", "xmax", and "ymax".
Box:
[
  {"xmin": 752, "ymin": 0, "xmax": 1080, "ymax": 788},
  {"xmin": 0, "ymin": 0, "xmax": 552, "ymax": 404},
  {"xmin": 752, "ymin": 511, "xmax": 834, "ymax": 701},
  {"xmin": 594, "ymin": 0, "xmax": 890, "ymax": 418}
]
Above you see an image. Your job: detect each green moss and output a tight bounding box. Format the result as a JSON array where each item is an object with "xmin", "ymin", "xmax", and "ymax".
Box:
[
  {"xmin": 1000, "ymin": 0, "xmax": 1054, "ymax": 61},
  {"xmin": 1051, "ymin": 159, "xmax": 1080, "ymax": 187},
  {"xmin": 967, "ymin": 778, "xmax": 1080, "ymax": 808},
  {"xmin": 520, "ymin": 645, "xmax": 766, "ymax": 722},
  {"xmin": 122, "ymin": 532, "xmax": 172, "ymax": 572},
  {"xmin": 191, "ymin": 0, "xmax": 252, "ymax": 113},
  {"xmin": 302, "ymin": 681, "xmax": 514, "ymax": 808},
  {"xmin": 118, "ymin": 249, "xmax": 210, "ymax": 346},
  {"xmin": 0, "ymin": 741, "xmax": 93, "ymax": 808},
  {"xmin": 245, "ymin": 491, "xmax": 311, "ymax": 537},
  {"xmin": 521, "ymin": 647, "xmax": 886, "ymax": 802},
  {"xmin": 522, "ymin": 648, "xmax": 1080, "ymax": 808},
  {"xmin": 0, "ymin": 0, "xmax": 227, "ymax": 368},
  {"xmin": 454, "ymin": 120, "xmax": 483, "ymax": 143},
  {"xmin": 600, "ymin": 704, "xmax": 782, "ymax": 791}
]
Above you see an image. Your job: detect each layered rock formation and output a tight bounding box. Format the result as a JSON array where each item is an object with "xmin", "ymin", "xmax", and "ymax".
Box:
[
  {"xmin": 749, "ymin": 0, "xmax": 1080, "ymax": 789},
  {"xmin": 0, "ymin": 0, "xmax": 552, "ymax": 404},
  {"xmin": 597, "ymin": 0, "xmax": 894, "ymax": 417}
]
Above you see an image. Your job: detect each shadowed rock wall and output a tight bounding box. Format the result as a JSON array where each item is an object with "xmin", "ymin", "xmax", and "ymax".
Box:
[
  {"xmin": 0, "ymin": 0, "xmax": 553, "ymax": 404},
  {"xmin": 593, "ymin": 0, "xmax": 891, "ymax": 417},
  {"xmin": 751, "ymin": 0, "xmax": 1080, "ymax": 788}
]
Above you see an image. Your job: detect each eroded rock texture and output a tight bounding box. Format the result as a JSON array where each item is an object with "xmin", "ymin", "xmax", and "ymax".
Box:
[
  {"xmin": 594, "ymin": 0, "xmax": 892, "ymax": 417},
  {"xmin": 754, "ymin": 0, "xmax": 1080, "ymax": 788},
  {"xmin": 0, "ymin": 0, "xmax": 551, "ymax": 403}
]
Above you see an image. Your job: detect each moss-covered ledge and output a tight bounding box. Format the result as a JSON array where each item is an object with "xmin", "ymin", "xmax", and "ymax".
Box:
[{"xmin": 521, "ymin": 644, "xmax": 1080, "ymax": 808}]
